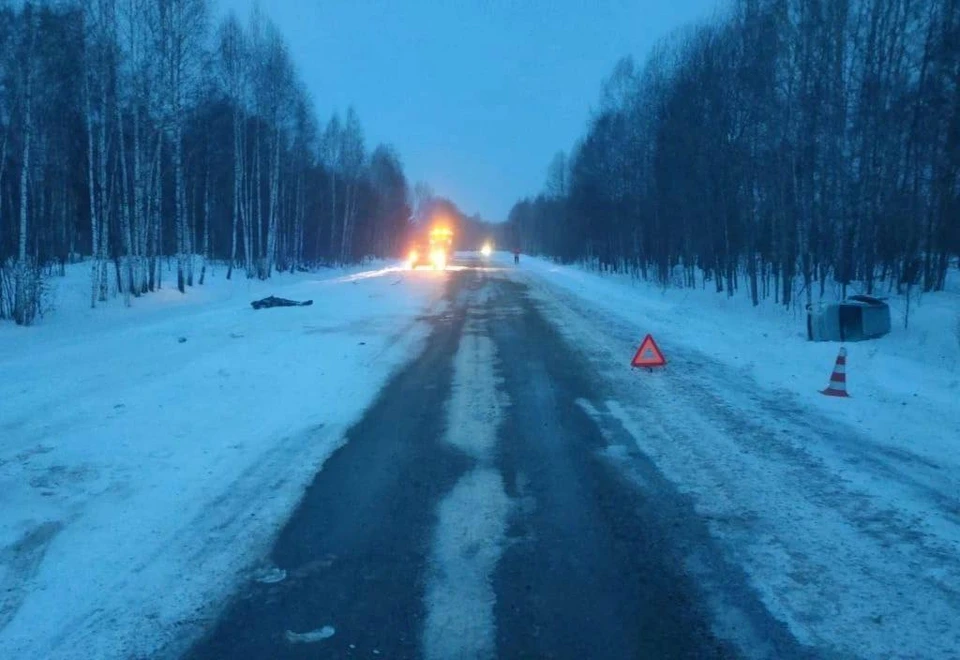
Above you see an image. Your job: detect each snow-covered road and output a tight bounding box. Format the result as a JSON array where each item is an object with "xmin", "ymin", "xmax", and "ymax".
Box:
[
  {"xmin": 0, "ymin": 262, "xmax": 446, "ymax": 659},
  {"xmin": 187, "ymin": 261, "xmax": 734, "ymax": 659},
  {"xmin": 517, "ymin": 257, "xmax": 960, "ymax": 658},
  {"xmin": 2, "ymin": 253, "xmax": 958, "ymax": 659}
]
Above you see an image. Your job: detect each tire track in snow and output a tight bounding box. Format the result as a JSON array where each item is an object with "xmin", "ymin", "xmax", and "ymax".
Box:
[
  {"xmin": 0, "ymin": 521, "xmax": 63, "ymax": 633},
  {"xmin": 423, "ymin": 303, "xmax": 512, "ymax": 660}
]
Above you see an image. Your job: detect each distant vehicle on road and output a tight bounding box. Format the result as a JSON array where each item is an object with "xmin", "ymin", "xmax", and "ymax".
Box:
[{"xmin": 407, "ymin": 225, "xmax": 454, "ymax": 270}]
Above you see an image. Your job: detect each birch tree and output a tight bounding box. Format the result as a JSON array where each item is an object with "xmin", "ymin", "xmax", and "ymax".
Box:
[
  {"xmin": 13, "ymin": 4, "xmax": 38, "ymax": 325},
  {"xmin": 254, "ymin": 20, "xmax": 293, "ymax": 277},
  {"xmin": 368, "ymin": 144, "xmax": 408, "ymax": 257},
  {"xmin": 412, "ymin": 181, "xmax": 434, "ymax": 226},
  {"xmin": 216, "ymin": 13, "xmax": 246, "ymax": 279},
  {"xmin": 82, "ymin": 0, "xmax": 117, "ymax": 306},
  {"xmin": 338, "ymin": 107, "xmax": 365, "ymax": 263},
  {"xmin": 154, "ymin": 0, "xmax": 207, "ymax": 293},
  {"xmin": 319, "ymin": 112, "xmax": 341, "ymax": 262},
  {"xmin": 507, "ymin": 0, "xmax": 959, "ymax": 303},
  {"xmin": 0, "ymin": 1, "xmax": 415, "ymax": 325}
]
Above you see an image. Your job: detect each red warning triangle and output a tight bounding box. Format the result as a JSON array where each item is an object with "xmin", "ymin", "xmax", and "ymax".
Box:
[{"xmin": 631, "ymin": 334, "xmax": 666, "ymax": 368}]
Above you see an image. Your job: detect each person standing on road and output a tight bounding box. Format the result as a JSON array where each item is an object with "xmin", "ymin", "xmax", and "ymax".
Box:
[{"xmin": 513, "ymin": 248, "xmax": 520, "ymax": 265}]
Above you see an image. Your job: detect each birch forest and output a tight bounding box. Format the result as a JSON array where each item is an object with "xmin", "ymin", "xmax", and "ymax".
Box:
[
  {"xmin": 0, "ymin": 1, "xmax": 411, "ymax": 325},
  {"xmin": 507, "ymin": 0, "xmax": 960, "ymax": 307}
]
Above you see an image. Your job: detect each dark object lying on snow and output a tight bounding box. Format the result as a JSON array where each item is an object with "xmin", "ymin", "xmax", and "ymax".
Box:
[{"xmin": 251, "ymin": 296, "xmax": 314, "ymax": 310}]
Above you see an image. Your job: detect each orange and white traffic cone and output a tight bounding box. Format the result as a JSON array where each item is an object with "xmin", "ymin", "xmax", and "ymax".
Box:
[{"xmin": 822, "ymin": 347, "xmax": 850, "ymax": 397}]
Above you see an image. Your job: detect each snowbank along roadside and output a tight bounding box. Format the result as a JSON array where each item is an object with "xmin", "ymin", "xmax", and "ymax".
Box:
[
  {"xmin": 520, "ymin": 256, "xmax": 960, "ymax": 465},
  {"xmin": 516, "ymin": 254, "xmax": 960, "ymax": 659},
  {"xmin": 0, "ymin": 260, "xmax": 445, "ymax": 659}
]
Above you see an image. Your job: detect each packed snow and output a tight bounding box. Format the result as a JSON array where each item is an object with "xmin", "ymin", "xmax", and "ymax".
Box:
[
  {"xmin": 520, "ymin": 256, "xmax": 960, "ymax": 457},
  {"xmin": 0, "ymin": 259, "xmax": 445, "ymax": 659},
  {"xmin": 516, "ymin": 254, "xmax": 960, "ymax": 659},
  {"xmin": 425, "ymin": 297, "xmax": 511, "ymax": 660},
  {"xmin": 2, "ymin": 250, "xmax": 958, "ymax": 659}
]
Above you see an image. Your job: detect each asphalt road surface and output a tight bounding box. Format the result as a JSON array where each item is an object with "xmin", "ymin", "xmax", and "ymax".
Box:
[{"xmin": 186, "ymin": 257, "xmax": 804, "ymax": 660}]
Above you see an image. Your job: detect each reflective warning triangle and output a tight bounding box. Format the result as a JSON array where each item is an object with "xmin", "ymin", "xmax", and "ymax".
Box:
[{"xmin": 631, "ymin": 334, "xmax": 666, "ymax": 368}]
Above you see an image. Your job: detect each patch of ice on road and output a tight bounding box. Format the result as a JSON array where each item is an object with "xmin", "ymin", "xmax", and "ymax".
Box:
[
  {"xmin": 424, "ymin": 468, "xmax": 512, "ymax": 660},
  {"xmin": 285, "ymin": 626, "xmax": 335, "ymax": 643}
]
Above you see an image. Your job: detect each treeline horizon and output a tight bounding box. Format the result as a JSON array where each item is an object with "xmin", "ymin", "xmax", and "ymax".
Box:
[
  {"xmin": 0, "ymin": 1, "xmax": 414, "ymax": 325},
  {"xmin": 507, "ymin": 0, "xmax": 959, "ymax": 307}
]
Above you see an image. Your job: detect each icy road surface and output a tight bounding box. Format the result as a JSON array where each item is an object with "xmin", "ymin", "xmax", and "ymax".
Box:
[{"xmin": 2, "ymin": 254, "xmax": 958, "ymax": 659}]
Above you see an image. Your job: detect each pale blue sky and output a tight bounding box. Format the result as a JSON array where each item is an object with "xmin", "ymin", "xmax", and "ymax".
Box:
[{"xmin": 216, "ymin": 0, "xmax": 721, "ymax": 221}]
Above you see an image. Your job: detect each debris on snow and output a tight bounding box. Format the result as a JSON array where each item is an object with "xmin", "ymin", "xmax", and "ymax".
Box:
[
  {"xmin": 285, "ymin": 626, "xmax": 335, "ymax": 644},
  {"xmin": 252, "ymin": 567, "xmax": 286, "ymax": 584}
]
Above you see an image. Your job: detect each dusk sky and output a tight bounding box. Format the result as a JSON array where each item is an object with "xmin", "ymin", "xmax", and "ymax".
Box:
[{"xmin": 216, "ymin": 0, "xmax": 722, "ymax": 221}]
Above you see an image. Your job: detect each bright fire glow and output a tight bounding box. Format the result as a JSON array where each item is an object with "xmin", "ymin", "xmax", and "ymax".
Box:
[{"xmin": 430, "ymin": 249, "xmax": 447, "ymax": 269}]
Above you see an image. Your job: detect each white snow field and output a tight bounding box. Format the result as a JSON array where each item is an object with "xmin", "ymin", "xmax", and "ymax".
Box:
[
  {"xmin": 0, "ymin": 260, "xmax": 446, "ymax": 659},
  {"xmin": 2, "ymin": 251, "xmax": 958, "ymax": 659},
  {"xmin": 516, "ymin": 254, "xmax": 960, "ymax": 659}
]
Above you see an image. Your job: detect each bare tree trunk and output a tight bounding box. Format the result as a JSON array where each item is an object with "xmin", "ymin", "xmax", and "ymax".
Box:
[
  {"xmin": 174, "ymin": 119, "xmax": 186, "ymax": 292},
  {"xmin": 85, "ymin": 62, "xmax": 100, "ymax": 308},
  {"xmin": 132, "ymin": 102, "xmax": 147, "ymax": 294},
  {"xmin": 15, "ymin": 17, "xmax": 35, "ymax": 325},
  {"xmin": 242, "ymin": 119, "xmax": 254, "ymax": 276},
  {"xmin": 329, "ymin": 170, "xmax": 337, "ymax": 262},
  {"xmin": 116, "ymin": 83, "xmax": 134, "ymax": 306},
  {"xmin": 340, "ymin": 179, "xmax": 354, "ymax": 263},
  {"xmin": 266, "ymin": 128, "xmax": 280, "ymax": 276},
  {"xmin": 149, "ymin": 131, "xmax": 162, "ymax": 290},
  {"xmin": 295, "ymin": 170, "xmax": 304, "ymax": 270},
  {"xmin": 0, "ymin": 130, "xmax": 8, "ymax": 284},
  {"xmin": 186, "ymin": 175, "xmax": 195, "ymax": 287},
  {"xmin": 97, "ymin": 53, "xmax": 109, "ymax": 303},
  {"xmin": 200, "ymin": 157, "xmax": 210, "ymax": 284},
  {"xmin": 227, "ymin": 107, "xmax": 240, "ymax": 279}
]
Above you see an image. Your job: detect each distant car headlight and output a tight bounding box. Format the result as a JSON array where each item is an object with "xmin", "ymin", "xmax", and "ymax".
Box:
[{"xmin": 480, "ymin": 243, "xmax": 492, "ymax": 257}]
